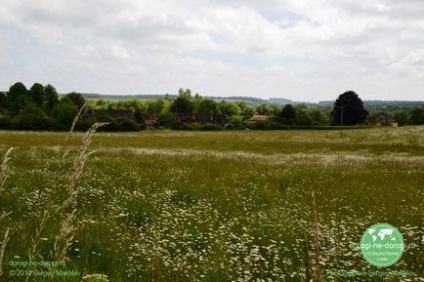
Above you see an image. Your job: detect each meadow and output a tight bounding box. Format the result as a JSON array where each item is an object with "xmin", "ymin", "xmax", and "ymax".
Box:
[{"xmin": 0, "ymin": 127, "xmax": 423, "ymax": 281}]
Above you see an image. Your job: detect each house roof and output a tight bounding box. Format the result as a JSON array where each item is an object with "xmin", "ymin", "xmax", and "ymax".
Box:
[{"xmin": 249, "ymin": 115, "xmax": 268, "ymax": 122}]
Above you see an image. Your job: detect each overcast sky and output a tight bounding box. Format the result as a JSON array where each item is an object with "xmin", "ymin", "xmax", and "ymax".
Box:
[{"xmin": 1, "ymin": 1, "xmax": 424, "ymax": 102}]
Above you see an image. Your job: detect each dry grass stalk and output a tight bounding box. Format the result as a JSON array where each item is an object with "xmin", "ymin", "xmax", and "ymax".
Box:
[
  {"xmin": 0, "ymin": 149, "xmax": 12, "ymax": 279},
  {"xmin": 51, "ymin": 122, "xmax": 108, "ymax": 271},
  {"xmin": 0, "ymin": 212, "xmax": 11, "ymax": 223},
  {"xmin": 0, "ymin": 228, "xmax": 10, "ymax": 279},
  {"xmin": 52, "ymin": 210, "xmax": 76, "ymax": 264},
  {"xmin": 55, "ymin": 103, "xmax": 87, "ymax": 185},
  {"xmin": 60, "ymin": 122, "xmax": 109, "ymax": 212},
  {"xmin": 0, "ymin": 147, "xmax": 13, "ymax": 193},
  {"xmin": 28, "ymin": 210, "xmax": 50, "ymax": 264},
  {"xmin": 27, "ymin": 115, "xmax": 107, "ymax": 278}
]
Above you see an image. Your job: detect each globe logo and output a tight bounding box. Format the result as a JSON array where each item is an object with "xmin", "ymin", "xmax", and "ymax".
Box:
[{"xmin": 360, "ymin": 223, "xmax": 404, "ymax": 267}]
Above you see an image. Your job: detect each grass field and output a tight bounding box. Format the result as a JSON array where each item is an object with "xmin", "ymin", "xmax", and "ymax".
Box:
[{"xmin": 0, "ymin": 127, "xmax": 423, "ymax": 281}]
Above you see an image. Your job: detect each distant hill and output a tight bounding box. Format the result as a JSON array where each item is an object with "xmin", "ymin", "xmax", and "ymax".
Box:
[
  {"xmin": 363, "ymin": 100, "xmax": 424, "ymax": 107},
  {"xmin": 64, "ymin": 93, "xmax": 424, "ymax": 107},
  {"xmin": 80, "ymin": 93, "xmax": 294, "ymax": 105},
  {"xmin": 319, "ymin": 100, "xmax": 424, "ymax": 108}
]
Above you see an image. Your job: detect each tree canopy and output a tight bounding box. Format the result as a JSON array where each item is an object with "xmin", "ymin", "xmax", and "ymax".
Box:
[
  {"xmin": 1, "ymin": 82, "xmax": 423, "ymax": 131},
  {"xmin": 170, "ymin": 88, "xmax": 194, "ymax": 113},
  {"xmin": 331, "ymin": 91, "xmax": 368, "ymax": 125}
]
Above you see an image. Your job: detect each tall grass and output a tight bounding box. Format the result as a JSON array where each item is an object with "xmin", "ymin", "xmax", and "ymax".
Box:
[
  {"xmin": 0, "ymin": 127, "xmax": 423, "ymax": 281},
  {"xmin": 0, "ymin": 147, "xmax": 13, "ymax": 280},
  {"xmin": 0, "ymin": 147, "xmax": 13, "ymax": 193}
]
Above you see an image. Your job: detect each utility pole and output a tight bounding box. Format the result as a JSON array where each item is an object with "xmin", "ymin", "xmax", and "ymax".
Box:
[{"xmin": 340, "ymin": 106, "xmax": 344, "ymax": 138}]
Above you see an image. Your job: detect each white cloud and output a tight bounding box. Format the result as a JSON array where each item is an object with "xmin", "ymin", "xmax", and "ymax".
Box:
[{"xmin": 1, "ymin": 0, "xmax": 424, "ymax": 101}]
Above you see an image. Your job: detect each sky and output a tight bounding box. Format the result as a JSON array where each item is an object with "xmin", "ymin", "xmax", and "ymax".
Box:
[{"xmin": 1, "ymin": 0, "xmax": 424, "ymax": 102}]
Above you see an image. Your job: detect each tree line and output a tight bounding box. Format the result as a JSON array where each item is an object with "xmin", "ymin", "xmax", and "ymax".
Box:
[{"xmin": 1, "ymin": 82, "xmax": 423, "ymax": 131}]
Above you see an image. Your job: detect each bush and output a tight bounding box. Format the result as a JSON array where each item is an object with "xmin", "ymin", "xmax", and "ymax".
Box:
[
  {"xmin": 155, "ymin": 113, "xmax": 175, "ymax": 128},
  {"xmin": 99, "ymin": 120, "xmax": 122, "ymax": 132},
  {"xmin": 248, "ymin": 122, "xmax": 267, "ymax": 130},
  {"xmin": 0, "ymin": 116, "xmax": 15, "ymax": 130},
  {"xmin": 119, "ymin": 118, "xmax": 142, "ymax": 131},
  {"xmin": 172, "ymin": 123, "xmax": 196, "ymax": 130},
  {"xmin": 201, "ymin": 123, "xmax": 223, "ymax": 131},
  {"xmin": 14, "ymin": 116, "xmax": 58, "ymax": 131}
]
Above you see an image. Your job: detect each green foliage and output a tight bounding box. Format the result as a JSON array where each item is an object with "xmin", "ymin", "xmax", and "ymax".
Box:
[
  {"xmin": 255, "ymin": 103, "xmax": 273, "ymax": 115},
  {"xmin": 242, "ymin": 105, "xmax": 256, "ymax": 118},
  {"xmin": 6, "ymin": 82, "xmax": 29, "ymax": 116},
  {"xmin": 155, "ymin": 112, "xmax": 175, "ymax": 128},
  {"xmin": 196, "ymin": 98, "xmax": 220, "ymax": 114},
  {"xmin": 94, "ymin": 99, "xmax": 110, "ymax": 109},
  {"xmin": 295, "ymin": 108, "xmax": 313, "ymax": 126},
  {"xmin": 220, "ymin": 101, "xmax": 241, "ymax": 116},
  {"xmin": 91, "ymin": 109, "xmax": 114, "ymax": 122},
  {"xmin": 200, "ymin": 123, "xmax": 223, "ymax": 130},
  {"xmin": 393, "ymin": 111, "xmax": 410, "ymax": 126},
  {"xmin": 170, "ymin": 88, "xmax": 194, "ymax": 113},
  {"xmin": 43, "ymin": 84, "xmax": 60, "ymax": 114},
  {"xmin": 65, "ymin": 92, "xmax": 86, "ymax": 109},
  {"xmin": 281, "ymin": 104, "xmax": 296, "ymax": 125},
  {"xmin": 0, "ymin": 92, "xmax": 6, "ymax": 112},
  {"xmin": 29, "ymin": 83, "xmax": 45, "ymax": 108},
  {"xmin": 331, "ymin": 91, "xmax": 368, "ymax": 125},
  {"xmin": 118, "ymin": 118, "xmax": 142, "ymax": 131},
  {"xmin": 1, "ymin": 82, "xmax": 420, "ymax": 132},
  {"xmin": 14, "ymin": 115, "xmax": 57, "ymax": 131},
  {"xmin": 410, "ymin": 107, "xmax": 424, "ymax": 125},
  {"xmin": 21, "ymin": 102, "xmax": 46, "ymax": 119},
  {"xmin": 51, "ymin": 98, "xmax": 79, "ymax": 128},
  {"xmin": 0, "ymin": 116, "xmax": 15, "ymax": 129},
  {"xmin": 146, "ymin": 99, "xmax": 165, "ymax": 115},
  {"xmin": 134, "ymin": 107, "xmax": 144, "ymax": 124},
  {"xmin": 172, "ymin": 122, "xmax": 223, "ymax": 130},
  {"xmin": 229, "ymin": 115, "xmax": 244, "ymax": 126},
  {"xmin": 309, "ymin": 109, "xmax": 330, "ymax": 126}
]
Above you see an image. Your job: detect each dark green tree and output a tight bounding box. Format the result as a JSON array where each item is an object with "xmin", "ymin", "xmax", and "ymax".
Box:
[
  {"xmin": 281, "ymin": 104, "xmax": 296, "ymax": 125},
  {"xmin": 29, "ymin": 83, "xmax": 45, "ymax": 109},
  {"xmin": 270, "ymin": 104, "xmax": 282, "ymax": 116},
  {"xmin": 92, "ymin": 109, "xmax": 114, "ymax": 122},
  {"xmin": 51, "ymin": 98, "xmax": 78, "ymax": 128},
  {"xmin": 6, "ymin": 82, "xmax": 29, "ymax": 116},
  {"xmin": 295, "ymin": 108, "xmax": 313, "ymax": 126},
  {"xmin": 256, "ymin": 103, "xmax": 273, "ymax": 115},
  {"xmin": 170, "ymin": 88, "xmax": 193, "ymax": 113},
  {"xmin": 242, "ymin": 105, "xmax": 256, "ymax": 118},
  {"xmin": 43, "ymin": 84, "xmax": 59, "ymax": 114},
  {"xmin": 21, "ymin": 102, "xmax": 46, "ymax": 119},
  {"xmin": 16, "ymin": 102, "xmax": 55, "ymax": 130},
  {"xmin": 65, "ymin": 92, "xmax": 86, "ymax": 109},
  {"xmin": 192, "ymin": 93, "xmax": 203, "ymax": 111},
  {"xmin": 155, "ymin": 112, "xmax": 175, "ymax": 128},
  {"xmin": 219, "ymin": 101, "xmax": 241, "ymax": 116},
  {"xmin": 410, "ymin": 107, "xmax": 424, "ymax": 125},
  {"xmin": 309, "ymin": 109, "xmax": 329, "ymax": 125},
  {"xmin": 134, "ymin": 107, "xmax": 145, "ymax": 124},
  {"xmin": 118, "ymin": 118, "xmax": 141, "ymax": 131},
  {"xmin": 146, "ymin": 99, "xmax": 165, "ymax": 115},
  {"xmin": 393, "ymin": 111, "xmax": 410, "ymax": 126},
  {"xmin": 331, "ymin": 91, "xmax": 368, "ymax": 125},
  {"xmin": 0, "ymin": 92, "xmax": 6, "ymax": 112},
  {"xmin": 196, "ymin": 99, "xmax": 220, "ymax": 114}
]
